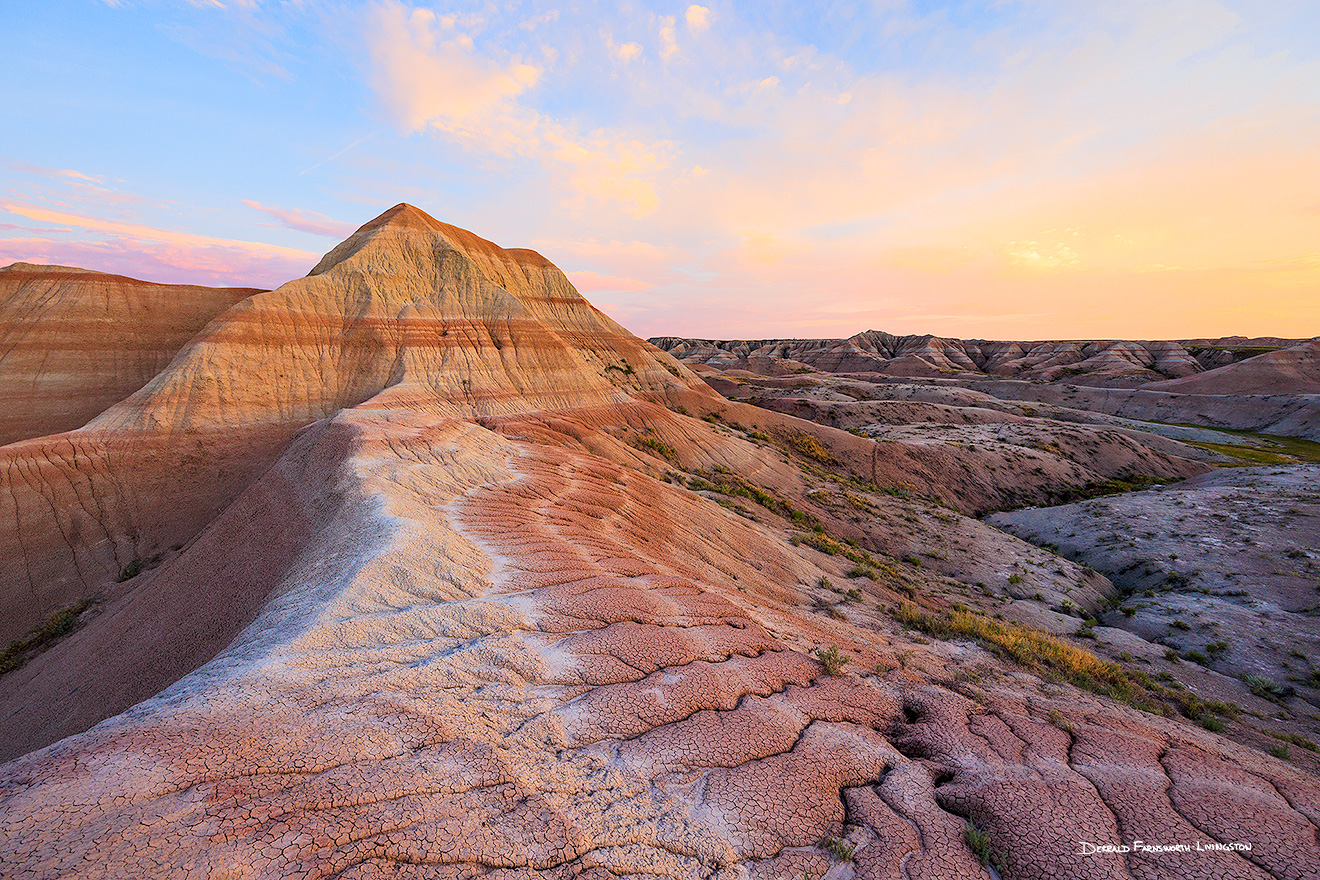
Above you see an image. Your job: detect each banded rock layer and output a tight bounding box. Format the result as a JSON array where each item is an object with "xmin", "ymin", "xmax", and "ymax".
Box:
[
  {"xmin": 651, "ymin": 332, "xmax": 1319, "ymax": 389},
  {"xmin": 1, "ymin": 206, "xmax": 1316, "ymax": 879},
  {"xmin": 0, "ymin": 263, "xmax": 259, "ymax": 445}
]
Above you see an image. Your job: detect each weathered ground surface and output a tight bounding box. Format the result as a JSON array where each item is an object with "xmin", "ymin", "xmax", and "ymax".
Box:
[
  {"xmin": 2, "ymin": 207, "xmax": 1317, "ymax": 878},
  {"xmin": 991, "ymin": 466, "xmax": 1320, "ymax": 755},
  {"xmin": 4, "ymin": 408, "xmax": 1317, "ymax": 879}
]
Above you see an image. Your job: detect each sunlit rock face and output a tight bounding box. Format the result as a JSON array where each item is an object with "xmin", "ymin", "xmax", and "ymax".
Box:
[{"xmin": 1, "ymin": 206, "xmax": 1316, "ymax": 880}]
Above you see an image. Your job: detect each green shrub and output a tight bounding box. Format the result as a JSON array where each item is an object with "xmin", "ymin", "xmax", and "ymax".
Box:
[
  {"xmin": 1245, "ymin": 675, "xmax": 1294, "ymax": 704},
  {"xmin": 0, "ymin": 599, "xmax": 92, "ymax": 675},
  {"xmin": 814, "ymin": 645, "xmax": 850, "ymax": 676},
  {"xmin": 1265, "ymin": 729, "xmax": 1318, "ymax": 752},
  {"xmin": 818, "ymin": 834, "xmax": 855, "ymax": 863},
  {"xmin": 964, "ymin": 823, "xmax": 996, "ymax": 867},
  {"xmin": 636, "ymin": 437, "xmax": 677, "ymax": 462}
]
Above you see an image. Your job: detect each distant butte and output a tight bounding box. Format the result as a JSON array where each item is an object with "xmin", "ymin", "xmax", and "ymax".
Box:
[{"xmin": 1, "ymin": 205, "xmax": 1316, "ymax": 879}]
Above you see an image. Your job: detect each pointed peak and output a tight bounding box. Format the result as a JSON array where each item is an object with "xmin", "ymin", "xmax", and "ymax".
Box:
[
  {"xmin": 308, "ymin": 203, "xmax": 548, "ymax": 277},
  {"xmin": 362, "ymin": 203, "xmax": 442, "ymax": 233}
]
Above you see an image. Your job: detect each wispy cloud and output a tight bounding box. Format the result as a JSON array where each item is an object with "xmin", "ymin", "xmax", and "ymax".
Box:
[
  {"xmin": 366, "ymin": 1, "xmax": 541, "ymax": 140},
  {"xmin": 14, "ymin": 0, "xmax": 1320, "ymax": 338},
  {"xmin": 0, "ymin": 202, "xmax": 315, "ymax": 287},
  {"xmin": 243, "ymin": 200, "xmax": 357, "ymax": 238},
  {"xmin": 362, "ymin": 0, "xmax": 673, "ymax": 217}
]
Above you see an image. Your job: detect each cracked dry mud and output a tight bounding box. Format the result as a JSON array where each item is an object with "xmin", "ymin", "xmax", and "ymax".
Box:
[
  {"xmin": 2, "ymin": 206, "xmax": 1318, "ymax": 879},
  {"xmin": 4, "ymin": 410, "xmax": 1318, "ymax": 879}
]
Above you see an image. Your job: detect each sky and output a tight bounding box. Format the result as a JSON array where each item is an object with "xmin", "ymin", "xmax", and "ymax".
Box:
[{"xmin": 2, "ymin": 1, "xmax": 1318, "ymax": 340}]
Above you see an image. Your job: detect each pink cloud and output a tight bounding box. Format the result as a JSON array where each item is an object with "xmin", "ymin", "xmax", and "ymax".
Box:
[
  {"xmin": 0, "ymin": 235, "xmax": 304, "ymax": 289},
  {"xmin": 242, "ymin": 200, "xmax": 358, "ymax": 238},
  {"xmin": 0, "ymin": 203, "xmax": 318, "ymax": 288},
  {"xmin": 565, "ymin": 270, "xmax": 652, "ymax": 293}
]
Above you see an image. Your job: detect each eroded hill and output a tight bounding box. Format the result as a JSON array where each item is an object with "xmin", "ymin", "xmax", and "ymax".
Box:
[{"xmin": 1, "ymin": 207, "xmax": 1316, "ymax": 880}]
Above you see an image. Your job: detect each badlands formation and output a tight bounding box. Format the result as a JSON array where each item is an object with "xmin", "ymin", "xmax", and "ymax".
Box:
[{"xmin": 0, "ymin": 205, "xmax": 1317, "ymax": 880}]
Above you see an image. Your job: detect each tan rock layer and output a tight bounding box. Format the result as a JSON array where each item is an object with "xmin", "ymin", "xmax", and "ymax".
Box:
[{"xmin": 0, "ymin": 263, "xmax": 259, "ymax": 446}]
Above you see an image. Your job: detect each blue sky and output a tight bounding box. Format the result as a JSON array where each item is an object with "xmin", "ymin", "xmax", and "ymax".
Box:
[{"xmin": 3, "ymin": 1, "xmax": 1318, "ymax": 339}]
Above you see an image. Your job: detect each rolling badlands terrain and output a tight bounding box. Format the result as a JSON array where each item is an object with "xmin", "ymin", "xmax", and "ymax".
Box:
[{"xmin": 1, "ymin": 205, "xmax": 1317, "ymax": 879}]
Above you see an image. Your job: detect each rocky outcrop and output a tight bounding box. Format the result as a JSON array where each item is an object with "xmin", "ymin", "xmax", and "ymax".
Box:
[
  {"xmin": 0, "ymin": 263, "xmax": 258, "ymax": 445},
  {"xmin": 0, "ymin": 204, "xmax": 711, "ymax": 648}
]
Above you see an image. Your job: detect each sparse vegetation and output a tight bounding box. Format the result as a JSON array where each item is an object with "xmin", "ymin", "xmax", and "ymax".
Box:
[
  {"xmin": 1244, "ymin": 674, "xmax": 1294, "ymax": 704},
  {"xmin": 893, "ymin": 602, "xmax": 1135, "ymax": 699},
  {"xmin": 1265, "ymin": 729, "xmax": 1318, "ymax": 752},
  {"xmin": 785, "ymin": 431, "xmax": 838, "ymax": 464},
  {"xmin": 1057, "ymin": 475, "xmax": 1162, "ymax": 503},
  {"xmin": 685, "ymin": 468, "xmax": 816, "ymax": 526},
  {"xmin": 818, "ymin": 833, "xmax": 855, "ymax": 862},
  {"xmin": 1163, "ymin": 424, "xmax": 1320, "ymax": 464},
  {"xmin": 635, "ymin": 437, "xmax": 677, "ymax": 462},
  {"xmin": 1, "ymin": 599, "xmax": 93, "ymax": 675},
  {"xmin": 814, "ymin": 644, "xmax": 850, "ymax": 676},
  {"xmin": 964, "ymin": 822, "xmax": 996, "ymax": 868},
  {"xmin": 1048, "ymin": 707, "xmax": 1075, "ymax": 733}
]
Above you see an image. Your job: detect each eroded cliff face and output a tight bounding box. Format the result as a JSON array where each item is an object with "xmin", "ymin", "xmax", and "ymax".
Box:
[
  {"xmin": 0, "ymin": 263, "xmax": 259, "ymax": 445},
  {"xmin": 1, "ymin": 206, "xmax": 1315, "ymax": 880},
  {"xmin": 0, "ymin": 205, "xmax": 715, "ymax": 648}
]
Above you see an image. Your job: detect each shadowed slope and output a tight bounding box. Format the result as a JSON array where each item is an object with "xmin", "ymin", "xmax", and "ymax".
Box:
[{"xmin": 0, "ymin": 263, "xmax": 259, "ymax": 445}]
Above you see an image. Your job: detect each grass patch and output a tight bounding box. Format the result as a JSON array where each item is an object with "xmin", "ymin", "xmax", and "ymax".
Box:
[
  {"xmin": 1165, "ymin": 423, "xmax": 1320, "ymax": 464},
  {"xmin": 964, "ymin": 823, "xmax": 997, "ymax": 868},
  {"xmin": 785, "ymin": 431, "xmax": 838, "ymax": 464},
  {"xmin": 893, "ymin": 602, "xmax": 1133, "ymax": 696},
  {"xmin": 818, "ymin": 833, "xmax": 855, "ymax": 862},
  {"xmin": 1265, "ymin": 729, "xmax": 1318, "ymax": 752},
  {"xmin": 634, "ymin": 436, "xmax": 677, "ymax": 462},
  {"xmin": 891, "ymin": 602, "xmax": 1186, "ymax": 714},
  {"xmin": 1244, "ymin": 674, "xmax": 1294, "ymax": 704},
  {"xmin": 1056, "ymin": 474, "xmax": 1163, "ymax": 503},
  {"xmin": 1181, "ymin": 439, "xmax": 1293, "ymax": 466},
  {"xmin": 686, "ymin": 468, "xmax": 817, "ymax": 526},
  {"xmin": 0, "ymin": 599, "xmax": 93, "ymax": 675}
]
